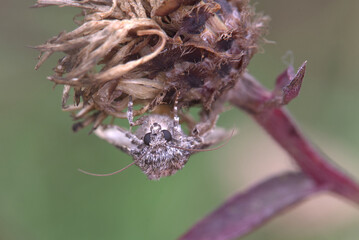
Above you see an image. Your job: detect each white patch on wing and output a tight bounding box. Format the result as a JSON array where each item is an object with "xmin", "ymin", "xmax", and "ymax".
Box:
[{"xmin": 94, "ymin": 125, "xmax": 136, "ymax": 149}]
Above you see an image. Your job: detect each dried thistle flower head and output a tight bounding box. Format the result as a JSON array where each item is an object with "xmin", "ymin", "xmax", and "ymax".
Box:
[{"xmin": 34, "ymin": 0, "xmax": 267, "ymax": 131}]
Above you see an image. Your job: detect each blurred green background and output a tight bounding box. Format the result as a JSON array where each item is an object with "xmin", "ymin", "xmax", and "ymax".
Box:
[{"xmin": 0, "ymin": 0, "xmax": 358, "ymax": 239}]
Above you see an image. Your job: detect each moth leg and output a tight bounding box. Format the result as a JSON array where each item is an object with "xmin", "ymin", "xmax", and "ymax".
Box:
[
  {"xmin": 126, "ymin": 96, "xmax": 148, "ymax": 128},
  {"xmin": 192, "ymin": 112, "xmax": 236, "ymax": 148},
  {"xmin": 127, "ymin": 95, "xmax": 134, "ymax": 129},
  {"xmin": 179, "ymin": 112, "xmax": 196, "ymax": 131},
  {"xmin": 173, "ymin": 91, "xmax": 181, "ymax": 132},
  {"xmin": 192, "ymin": 95, "xmax": 227, "ymax": 136},
  {"xmin": 193, "ymin": 97, "xmax": 237, "ymax": 147},
  {"xmin": 192, "ymin": 114, "xmax": 219, "ymax": 137}
]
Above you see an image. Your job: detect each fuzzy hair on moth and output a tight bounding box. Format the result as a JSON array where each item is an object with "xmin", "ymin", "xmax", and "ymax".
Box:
[{"xmin": 79, "ymin": 96, "xmax": 234, "ymax": 180}]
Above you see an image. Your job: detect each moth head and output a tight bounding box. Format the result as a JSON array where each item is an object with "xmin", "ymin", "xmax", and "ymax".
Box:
[{"xmin": 143, "ymin": 122, "xmax": 173, "ymax": 147}]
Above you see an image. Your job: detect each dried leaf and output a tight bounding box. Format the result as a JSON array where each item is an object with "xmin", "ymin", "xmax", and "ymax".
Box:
[{"xmin": 280, "ymin": 61, "xmax": 306, "ymax": 104}]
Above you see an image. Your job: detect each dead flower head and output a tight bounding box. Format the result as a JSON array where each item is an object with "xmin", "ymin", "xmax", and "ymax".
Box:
[{"xmin": 34, "ymin": 0, "xmax": 268, "ymax": 131}]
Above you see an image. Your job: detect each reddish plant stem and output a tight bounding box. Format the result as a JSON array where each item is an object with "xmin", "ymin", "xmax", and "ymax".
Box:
[
  {"xmin": 181, "ymin": 64, "xmax": 359, "ymax": 240},
  {"xmin": 228, "ymin": 69, "xmax": 359, "ymax": 204},
  {"xmin": 180, "ymin": 172, "xmax": 325, "ymax": 240},
  {"xmin": 253, "ymin": 108, "xmax": 359, "ymax": 203}
]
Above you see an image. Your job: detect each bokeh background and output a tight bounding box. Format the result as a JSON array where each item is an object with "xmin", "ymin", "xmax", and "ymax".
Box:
[{"xmin": 1, "ymin": 0, "xmax": 358, "ymax": 239}]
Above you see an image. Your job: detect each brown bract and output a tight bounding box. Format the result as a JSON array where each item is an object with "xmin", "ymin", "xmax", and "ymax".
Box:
[{"xmin": 34, "ymin": 0, "xmax": 267, "ymax": 131}]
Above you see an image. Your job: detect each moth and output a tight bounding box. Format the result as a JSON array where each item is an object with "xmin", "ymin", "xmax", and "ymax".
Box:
[{"xmin": 79, "ymin": 97, "xmax": 233, "ymax": 180}]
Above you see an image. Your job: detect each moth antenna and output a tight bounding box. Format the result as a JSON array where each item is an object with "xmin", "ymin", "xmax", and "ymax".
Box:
[
  {"xmin": 171, "ymin": 129, "xmax": 235, "ymax": 152},
  {"xmin": 78, "ymin": 162, "xmax": 135, "ymax": 176}
]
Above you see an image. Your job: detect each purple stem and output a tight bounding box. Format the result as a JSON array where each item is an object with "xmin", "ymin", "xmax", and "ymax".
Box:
[
  {"xmin": 180, "ymin": 172, "xmax": 326, "ymax": 240},
  {"xmin": 180, "ymin": 63, "xmax": 359, "ymax": 240},
  {"xmin": 228, "ymin": 63, "xmax": 359, "ymax": 203},
  {"xmin": 253, "ymin": 108, "xmax": 359, "ymax": 203}
]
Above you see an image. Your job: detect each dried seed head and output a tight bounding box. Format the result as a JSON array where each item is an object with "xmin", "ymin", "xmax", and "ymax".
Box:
[{"xmin": 34, "ymin": 0, "xmax": 268, "ymax": 130}]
